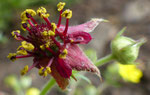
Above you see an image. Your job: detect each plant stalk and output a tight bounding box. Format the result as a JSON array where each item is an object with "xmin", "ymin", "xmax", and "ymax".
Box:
[
  {"xmin": 40, "ymin": 78, "xmax": 56, "ymax": 95},
  {"xmin": 95, "ymin": 54, "xmax": 114, "ymax": 67}
]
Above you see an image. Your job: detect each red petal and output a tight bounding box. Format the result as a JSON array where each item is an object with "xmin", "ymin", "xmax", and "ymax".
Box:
[
  {"xmin": 68, "ymin": 31, "xmax": 92, "ymax": 44},
  {"xmin": 65, "ymin": 44, "xmax": 100, "ymax": 77},
  {"xmin": 55, "ymin": 58, "xmax": 72, "ymax": 78},
  {"xmin": 51, "ymin": 62, "xmax": 69, "ymax": 90},
  {"xmin": 34, "ymin": 58, "xmax": 69, "ymax": 90},
  {"xmin": 58, "ymin": 18, "xmax": 103, "ymax": 33}
]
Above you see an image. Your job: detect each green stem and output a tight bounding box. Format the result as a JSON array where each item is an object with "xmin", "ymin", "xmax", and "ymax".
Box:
[
  {"xmin": 95, "ymin": 54, "xmax": 114, "ymax": 67},
  {"xmin": 40, "ymin": 78, "xmax": 56, "ymax": 95}
]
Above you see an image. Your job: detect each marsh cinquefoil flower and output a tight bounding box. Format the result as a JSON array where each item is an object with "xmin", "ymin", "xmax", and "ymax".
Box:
[{"xmin": 7, "ymin": 2, "xmax": 104, "ymax": 89}]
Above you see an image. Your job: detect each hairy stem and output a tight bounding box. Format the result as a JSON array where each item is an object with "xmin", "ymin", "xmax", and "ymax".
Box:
[{"xmin": 95, "ymin": 54, "xmax": 114, "ymax": 67}]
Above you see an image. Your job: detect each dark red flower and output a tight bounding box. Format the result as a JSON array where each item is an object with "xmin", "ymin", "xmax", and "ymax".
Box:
[{"xmin": 7, "ymin": 2, "xmax": 104, "ymax": 89}]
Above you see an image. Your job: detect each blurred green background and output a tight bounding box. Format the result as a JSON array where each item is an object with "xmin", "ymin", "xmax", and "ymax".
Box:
[{"xmin": 0, "ymin": 0, "xmax": 150, "ymax": 95}]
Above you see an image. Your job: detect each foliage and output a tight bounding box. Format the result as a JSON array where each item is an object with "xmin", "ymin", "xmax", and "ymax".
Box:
[{"xmin": 4, "ymin": 75, "xmax": 40, "ymax": 95}]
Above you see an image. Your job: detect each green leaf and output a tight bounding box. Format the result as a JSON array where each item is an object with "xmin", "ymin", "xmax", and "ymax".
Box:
[
  {"xmin": 116, "ymin": 27, "xmax": 126, "ymax": 38},
  {"xmin": 76, "ymin": 74, "xmax": 91, "ymax": 84}
]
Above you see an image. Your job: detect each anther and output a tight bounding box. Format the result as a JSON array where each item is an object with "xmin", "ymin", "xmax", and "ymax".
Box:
[
  {"xmin": 26, "ymin": 12, "xmax": 32, "ymax": 18},
  {"xmin": 7, "ymin": 53, "xmax": 17, "ymax": 61},
  {"xmin": 59, "ymin": 49, "xmax": 68, "ymax": 59},
  {"xmin": 39, "ymin": 67, "xmax": 44, "ymax": 76},
  {"xmin": 51, "ymin": 23, "xmax": 57, "ymax": 32},
  {"xmin": 46, "ymin": 67, "xmax": 51, "ymax": 74},
  {"xmin": 43, "ymin": 71, "xmax": 48, "ymax": 77},
  {"xmin": 48, "ymin": 30, "xmax": 55, "ymax": 36},
  {"xmin": 37, "ymin": 7, "xmax": 50, "ymax": 18},
  {"xmin": 21, "ymin": 9, "xmax": 36, "ymax": 21},
  {"xmin": 57, "ymin": 2, "xmax": 66, "ymax": 11},
  {"xmin": 61, "ymin": 9, "xmax": 72, "ymax": 19},
  {"xmin": 21, "ymin": 65, "xmax": 29, "ymax": 75},
  {"xmin": 11, "ymin": 30, "xmax": 20, "ymax": 39},
  {"xmin": 17, "ymin": 49, "xmax": 28, "ymax": 55},
  {"xmin": 21, "ymin": 41, "xmax": 34, "ymax": 51}
]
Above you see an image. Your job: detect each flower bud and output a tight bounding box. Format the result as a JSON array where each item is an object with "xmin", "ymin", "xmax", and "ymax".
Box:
[{"xmin": 111, "ymin": 27, "xmax": 146, "ymax": 64}]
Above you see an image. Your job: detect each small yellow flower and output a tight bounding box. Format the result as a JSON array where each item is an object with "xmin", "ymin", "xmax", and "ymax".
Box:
[
  {"xmin": 118, "ymin": 64, "xmax": 143, "ymax": 83},
  {"xmin": 26, "ymin": 88, "xmax": 40, "ymax": 95}
]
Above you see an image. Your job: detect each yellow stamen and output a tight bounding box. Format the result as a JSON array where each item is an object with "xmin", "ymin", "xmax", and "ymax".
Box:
[
  {"xmin": 51, "ymin": 23, "xmax": 57, "ymax": 32},
  {"xmin": 43, "ymin": 71, "xmax": 48, "ymax": 77},
  {"xmin": 21, "ymin": 41, "xmax": 34, "ymax": 51},
  {"xmin": 20, "ymin": 65, "xmax": 29, "ymax": 75},
  {"xmin": 59, "ymin": 49, "xmax": 68, "ymax": 59},
  {"xmin": 40, "ymin": 42, "xmax": 50, "ymax": 50},
  {"xmin": 24, "ymin": 65, "xmax": 29, "ymax": 71},
  {"xmin": 40, "ymin": 45, "xmax": 45, "ymax": 50},
  {"xmin": 45, "ymin": 42, "xmax": 50, "ymax": 48},
  {"xmin": 39, "ymin": 67, "xmax": 44, "ymax": 76},
  {"xmin": 21, "ymin": 70, "xmax": 26, "ymax": 76},
  {"xmin": 70, "ymin": 39, "xmax": 74, "ymax": 43},
  {"xmin": 17, "ymin": 46, "xmax": 23, "ymax": 50},
  {"xmin": 17, "ymin": 49, "xmax": 28, "ymax": 55},
  {"xmin": 11, "ymin": 30, "xmax": 20, "ymax": 39},
  {"xmin": 41, "ymin": 31, "xmax": 48, "ymax": 36},
  {"xmin": 47, "ymin": 30, "xmax": 55, "ymax": 36},
  {"xmin": 46, "ymin": 67, "xmax": 51, "ymax": 74},
  {"xmin": 57, "ymin": 2, "xmax": 66, "ymax": 11},
  {"xmin": 21, "ymin": 21, "xmax": 26, "ymax": 31},
  {"xmin": 37, "ymin": 7, "xmax": 50, "ymax": 18},
  {"xmin": 21, "ymin": 9, "xmax": 36, "ymax": 21},
  {"xmin": 61, "ymin": 9, "xmax": 72, "ymax": 19},
  {"xmin": 41, "ymin": 30, "xmax": 55, "ymax": 36},
  {"xmin": 7, "ymin": 53, "xmax": 17, "ymax": 61},
  {"xmin": 38, "ymin": 67, "xmax": 48, "ymax": 77},
  {"xmin": 21, "ymin": 21, "xmax": 30, "ymax": 31}
]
